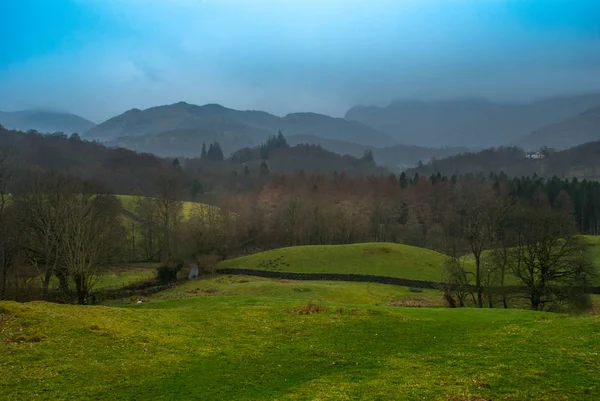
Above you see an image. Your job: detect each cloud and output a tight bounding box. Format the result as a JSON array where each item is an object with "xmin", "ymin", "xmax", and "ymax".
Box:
[{"xmin": 1, "ymin": 0, "xmax": 599, "ymax": 121}]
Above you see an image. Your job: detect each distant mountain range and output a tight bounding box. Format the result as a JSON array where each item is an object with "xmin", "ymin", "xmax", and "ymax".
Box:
[
  {"xmin": 0, "ymin": 110, "xmax": 95, "ymax": 135},
  {"xmin": 514, "ymin": 107, "xmax": 600, "ymax": 151},
  {"xmin": 345, "ymin": 94, "xmax": 600, "ymax": 148},
  {"xmin": 3, "ymin": 94, "xmax": 600, "ymax": 172},
  {"xmin": 87, "ymin": 102, "xmax": 394, "ymax": 156}
]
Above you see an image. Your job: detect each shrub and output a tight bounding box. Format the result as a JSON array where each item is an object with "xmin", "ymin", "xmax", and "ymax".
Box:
[
  {"xmin": 156, "ymin": 264, "xmax": 182, "ymax": 284},
  {"xmin": 284, "ymin": 301, "xmax": 329, "ymax": 315}
]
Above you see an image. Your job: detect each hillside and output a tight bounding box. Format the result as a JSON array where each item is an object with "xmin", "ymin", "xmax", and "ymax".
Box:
[
  {"xmin": 0, "ymin": 126, "xmax": 177, "ymax": 196},
  {"xmin": 514, "ymin": 107, "xmax": 600, "ymax": 151},
  {"xmin": 410, "ymin": 140, "xmax": 600, "ymax": 180},
  {"xmin": 89, "ymin": 102, "xmax": 394, "ymax": 157},
  {"xmin": 228, "ymin": 143, "xmax": 387, "ymax": 176},
  {"xmin": 0, "ymin": 110, "xmax": 95, "ymax": 134},
  {"xmin": 346, "ymin": 94, "xmax": 600, "ymax": 148},
  {"xmin": 288, "ymin": 134, "xmax": 470, "ymax": 170},
  {"xmin": 219, "ymin": 243, "xmax": 447, "ymax": 281},
  {"xmin": 2, "ymin": 294, "xmax": 599, "ymax": 400}
]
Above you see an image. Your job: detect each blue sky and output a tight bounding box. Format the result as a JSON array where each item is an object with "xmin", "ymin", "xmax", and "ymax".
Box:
[{"xmin": 1, "ymin": 0, "xmax": 599, "ymax": 121}]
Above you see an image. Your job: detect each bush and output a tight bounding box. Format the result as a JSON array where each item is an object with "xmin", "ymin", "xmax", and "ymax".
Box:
[{"xmin": 156, "ymin": 264, "xmax": 182, "ymax": 284}]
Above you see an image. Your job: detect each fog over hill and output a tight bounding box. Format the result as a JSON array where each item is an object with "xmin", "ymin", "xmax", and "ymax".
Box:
[
  {"xmin": 89, "ymin": 102, "xmax": 394, "ymax": 156},
  {"xmin": 346, "ymin": 94, "xmax": 600, "ymax": 148},
  {"xmin": 514, "ymin": 106, "xmax": 600, "ymax": 151},
  {"xmin": 0, "ymin": 110, "xmax": 95, "ymax": 135}
]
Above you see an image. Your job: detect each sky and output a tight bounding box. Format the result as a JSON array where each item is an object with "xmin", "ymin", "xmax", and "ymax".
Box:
[{"xmin": 1, "ymin": 0, "xmax": 599, "ymax": 122}]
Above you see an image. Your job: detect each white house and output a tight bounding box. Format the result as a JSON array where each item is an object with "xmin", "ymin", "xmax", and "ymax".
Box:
[{"xmin": 525, "ymin": 151, "xmax": 546, "ymax": 160}]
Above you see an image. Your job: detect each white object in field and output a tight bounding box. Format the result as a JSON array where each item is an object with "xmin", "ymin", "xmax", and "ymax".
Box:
[{"xmin": 188, "ymin": 262, "xmax": 199, "ymax": 279}]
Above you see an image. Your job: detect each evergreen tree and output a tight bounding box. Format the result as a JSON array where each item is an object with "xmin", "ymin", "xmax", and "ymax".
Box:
[
  {"xmin": 201, "ymin": 142, "xmax": 207, "ymax": 160},
  {"xmin": 361, "ymin": 149, "xmax": 374, "ymax": 163},
  {"xmin": 206, "ymin": 141, "xmax": 224, "ymax": 162}
]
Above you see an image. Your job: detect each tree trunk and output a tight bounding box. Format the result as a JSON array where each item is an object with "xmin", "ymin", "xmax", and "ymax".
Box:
[
  {"xmin": 56, "ymin": 269, "xmax": 69, "ymax": 295},
  {"xmin": 0, "ymin": 247, "xmax": 7, "ymax": 300},
  {"xmin": 475, "ymin": 254, "xmax": 483, "ymax": 308},
  {"xmin": 74, "ymin": 274, "xmax": 87, "ymax": 305},
  {"xmin": 42, "ymin": 263, "xmax": 52, "ymax": 299}
]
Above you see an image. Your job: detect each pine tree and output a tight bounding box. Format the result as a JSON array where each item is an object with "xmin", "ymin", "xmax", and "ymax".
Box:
[
  {"xmin": 201, "ymin": 142, "xmax": 207, "ymax": 159},
  {"xmin": 361, "ymin": 149, "xmax": 374, "ymax": 163}
]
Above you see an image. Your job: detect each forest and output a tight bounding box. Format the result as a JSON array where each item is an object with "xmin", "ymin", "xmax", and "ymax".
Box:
[{"xmin": 1, "ymin": 127, "xmax": 598, "ymax": 312}]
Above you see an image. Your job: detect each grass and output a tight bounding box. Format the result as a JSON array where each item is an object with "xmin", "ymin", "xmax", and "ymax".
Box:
[
  {"xmin": 136, "ymin": 275, "xmax": 445, "ymax": 308},
  {"xmin": 1, "ymin": 288, "xmax": 599, "ymax": 400},
  {"xmin": 94, "ymin": 263, "xmax": 159, "ymax": 290},
  {"xmin": 220, "ymin": 243, "xmax": 448, "ymax": 281},
  {"xmin": 116, "ymin": 194, "xmax": 213, "ymax": 220}
]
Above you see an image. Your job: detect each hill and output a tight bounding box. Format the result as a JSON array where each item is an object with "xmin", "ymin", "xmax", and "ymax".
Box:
[
  {"xmin": 514, "ymin": 107, "xmax": 600, "ymax": 151},
  {"xmin": 346, "ymin": 94, "xmax": 600, "ymax": 148},
  {"xmin": 2, "ymin": 294, "xmax": 599, "ymax": 399},
  {"xmin": 219, "ymin": 243, "xmax": 447, "ymax": 281},
  {"xmin": 89, "ymin": 102, "xmax": 394, "ymax": 157},
  {"xmin": 0, "ymin": 126, "xmax": 178, "ymax": 196},
  {"xmin": 0, "ymin": 110, "xmax": 95, "ymax": 134},
  {"xmin": 410, "ymin": 140, "xmax": 600, "ymax": 180},
  {"xmin": 227, "ymin": 143, "xmax": 386, "ymax": 176},
  {"xmin": 288, "ymin": 134, "xmax": 470, "ymax": 171}
]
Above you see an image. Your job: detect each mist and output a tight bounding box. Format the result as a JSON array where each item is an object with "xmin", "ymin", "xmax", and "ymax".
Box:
[{"xmin": 1, "ymin": 0, "xmax": 599, "ymax": 122}]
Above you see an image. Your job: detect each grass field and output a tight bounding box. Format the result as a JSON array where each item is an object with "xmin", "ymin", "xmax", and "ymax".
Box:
[
  {"xmin": 1, "ymin": 283, "xmax": 599, "ymax": 400},
  {"xmin": 116, "ymin": 194, "xmax": 212, "ymax": 220},
  {"xmin": 219, "ymin": 243, "xmax": 448, "ymax": 281},
  {"xmin": 94, "ymin": 263, "xmax": 159, "ymax": 290},
  {"xmin": 138, "ymin": 275, "xmax": 445, "ymax": 307},
  {"xmin": 3, "ymin": 239, "xmax": 600, "ymax": 400}
]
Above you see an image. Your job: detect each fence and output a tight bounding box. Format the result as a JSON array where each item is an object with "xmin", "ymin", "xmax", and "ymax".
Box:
[{"xmin": 216, "ymin": 268, "xmax": 600, "ymax": 294}]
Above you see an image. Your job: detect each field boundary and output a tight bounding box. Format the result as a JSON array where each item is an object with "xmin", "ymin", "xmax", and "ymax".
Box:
[{"xmin": 216, "ymin": 268, "xmax": 600, "ymax": 294}]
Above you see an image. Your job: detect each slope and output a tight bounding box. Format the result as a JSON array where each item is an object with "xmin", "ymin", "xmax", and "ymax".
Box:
[
  {"xmin": 219, "ymin": 243, "xmax": 447, "ymax": 281},
  {"xmin": 346, "ymin": 94, "xmax": 600, "ymax": 148},
  {"xmin": 88, "ymin": 102, "xmax": 394, "ymax": 157},
  {"xmin": 1, "ymin": 298, "xmax": 599, "ymax": 400},
  {"xmin": 514, "ymin": 107, "xmax": 600, "ymax": 151},
  {"xmin": 0, "ymin": 110, "xmax": 95, "ymax": 134},
  {"xmin": 288, "ymin": 134, "xmax": 470, "ymax": 170}
]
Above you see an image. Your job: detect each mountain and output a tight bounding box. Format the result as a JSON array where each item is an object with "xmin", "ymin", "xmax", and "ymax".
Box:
[
  {"xmin": 0, "ymin": 110, "xmax": 95, "ymax": 134},
  {"xmin": 514, "ymin": 107, "xmax": 600, "ymax": 151},
  {"xmin": 90, "ymin": 102, "xmax": 394, "ymax": 157},
  {"xmin": 345, "ymin": 94, "xmax": 600, "ymax": 148},
  {"xmin": 287, "ymin": 134, "xmax": 469, "ymax": 171},
  {"xmin": 279, "ymin": 113, "xmax": 393, "ymax": 147}
]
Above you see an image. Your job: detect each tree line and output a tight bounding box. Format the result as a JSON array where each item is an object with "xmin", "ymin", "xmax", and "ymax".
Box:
[{"xmin": 1, "ymin": 127, "xmax": 599, "ymax": 310}]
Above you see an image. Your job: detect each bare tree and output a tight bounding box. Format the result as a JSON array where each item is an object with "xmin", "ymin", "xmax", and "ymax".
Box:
[
  {"xmin": 154, "ymin": 173, "xmax": 184, "ymax": 263},
  {"xmin": 60, "ymin": 187, "xmax": 126, "ymax": 304},
  {"xmin": 507, "ymin": 205, "xmax": 596, "ymax": 311},
  {"xmin": 13, "ymin": 174, "xmax": 71, "ymax": 299},
  {"xmin": 0, "ymin": 152, "xmax": 18, "ymax": 299},
  {"xmin": 453, "ymin": 181, "xmax": 496, "ymax": 308}
]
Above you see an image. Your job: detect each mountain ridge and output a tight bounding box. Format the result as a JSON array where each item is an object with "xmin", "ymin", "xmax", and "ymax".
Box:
[
  {"xmin": 0, "ymin": 109, "xmax": 96, "ymax": 134},
  {"xmin": 346, "ymin": 94, "xmax": 600, "ymax": 148}
]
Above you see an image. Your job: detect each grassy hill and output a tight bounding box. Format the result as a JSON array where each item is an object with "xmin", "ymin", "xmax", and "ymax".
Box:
[
  {"xmin": 2, "ymin": 293, "xmax": 599, "ymax": 400},
  {"xmin": 219, "ymin": 243, "xmax": 448, "ymax": 281}
]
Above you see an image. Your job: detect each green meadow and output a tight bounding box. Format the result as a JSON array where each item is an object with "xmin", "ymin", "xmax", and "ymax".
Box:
[
  {"xmin": 3, "ymin": 239, "xmax": 600, "ymax": 400},
  {"xmin": 2, "ymin": 283, "xmax": 599, "ymax": 400},
  {"xmin": 219, "ymin": 243, "xmax": 448, "ymax": 281}
]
